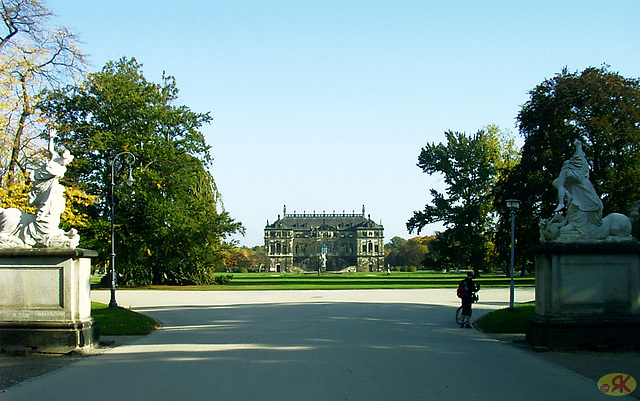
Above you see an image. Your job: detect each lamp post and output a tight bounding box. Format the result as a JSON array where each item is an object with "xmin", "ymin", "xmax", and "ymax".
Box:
[
  {"xmin": 506, "ymin": 199, "xmax": 520, "ymax": 309},
  {"xmin": 109, "ymin": 151, "xmax": 135, "ymax": 308}
]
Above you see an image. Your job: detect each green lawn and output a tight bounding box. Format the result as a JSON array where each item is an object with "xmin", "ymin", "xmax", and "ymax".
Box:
[
  {"xmin": 475, "ymin": 302, "xmax": 536, "ymax": 333},
  {"xmin": 131, "ymin": 271, "xmax": 534, "ymax": 291},
  {"xmin": 91, "ymin": 302, "xmax": 159, "ymax": 335}
]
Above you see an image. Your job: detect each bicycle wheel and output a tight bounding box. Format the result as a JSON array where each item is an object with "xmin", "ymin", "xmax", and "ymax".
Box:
[{"xmin": 455, "ymin": 306, "xmax": 464, "ymax": 325}]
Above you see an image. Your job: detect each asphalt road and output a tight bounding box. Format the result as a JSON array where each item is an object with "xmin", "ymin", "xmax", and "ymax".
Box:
[{"xmin": 0, "ymin": 288, "xmax": 632, "ymax": 400}]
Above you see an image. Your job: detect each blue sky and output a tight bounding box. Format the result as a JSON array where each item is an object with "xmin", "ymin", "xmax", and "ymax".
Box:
[{"xmin": 47, "ymin": 1, "xmax": 640, "ymax": 247}]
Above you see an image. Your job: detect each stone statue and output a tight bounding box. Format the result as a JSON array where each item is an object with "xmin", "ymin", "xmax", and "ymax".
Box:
[
  {"xmin": 552, "ymin": 139, "xmax": 602, "ymax": 215},
  {"xmin": 0, "ymin": 207, "xmax": 33, "ymax": 247},
  {"xmin": 0, "ymin": 131, "xmax": 79, "ymax": 248},
  {"xmin": 540, "ymin": 139, "xmax": 633, "ymax": 243}
]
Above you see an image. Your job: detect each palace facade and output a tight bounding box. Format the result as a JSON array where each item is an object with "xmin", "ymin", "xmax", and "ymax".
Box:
[{"xmin": 264, "ymin": 206, "xmax": 384, "ymax": 272}]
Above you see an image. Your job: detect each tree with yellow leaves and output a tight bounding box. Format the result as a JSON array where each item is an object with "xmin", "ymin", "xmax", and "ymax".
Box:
[
  {"xmin": 0, "ymin": 26, "xmax": 85, "ymax": 184},
  {"xmin": 0, "ymin": 0, "xmax": 51, "ymax": 50},
  {"xmin": 0, "ymin": 0, "xmax": 92, "ymax": 233}
]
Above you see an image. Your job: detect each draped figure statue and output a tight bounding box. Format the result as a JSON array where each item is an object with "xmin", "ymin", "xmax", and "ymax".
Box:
[
  {"xmin": 540, "ymin": 139, "xmax": 633, "ymax": 243},
  {"xmin": 552, "ymin": 139, "xmax": 603, "ymax": 239},
  {"xmin": 0, "ymin": 131, "xmax": 79, "ymax": 248}
]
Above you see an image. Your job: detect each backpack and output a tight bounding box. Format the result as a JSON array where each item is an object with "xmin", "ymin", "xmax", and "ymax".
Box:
[{"xmin": 456, "ymin": 280, "xmax": 467, "ymax": 298}]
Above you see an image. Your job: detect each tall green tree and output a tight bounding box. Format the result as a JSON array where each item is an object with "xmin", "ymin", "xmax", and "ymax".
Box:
[
  {"xmin": 41, "ymin": 57, "xmax": 243, "ymax": 285},
  {"xmin": 494, "ymin": 66, "xmax": 640, "ymax": 266},
  {"xmin": 422, "ymin": 230, "xmax": 461, "ymax": 271},
  {"xmin": 408, "ymin": 126, "xmax": 517, "ymax": 273}
]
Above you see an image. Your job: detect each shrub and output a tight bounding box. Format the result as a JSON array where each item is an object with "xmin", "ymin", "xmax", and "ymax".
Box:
[{"xmin": 214, "ymin": 274, "xmax": 234, "ymax": 285}]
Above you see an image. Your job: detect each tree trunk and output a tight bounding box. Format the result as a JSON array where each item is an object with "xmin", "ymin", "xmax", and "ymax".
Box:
[{"xmin": 7, "ymin": 74, "xmax": 31, "ymax": 183}]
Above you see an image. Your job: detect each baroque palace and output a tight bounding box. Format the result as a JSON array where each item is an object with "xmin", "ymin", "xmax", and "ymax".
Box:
[{"xmin": 264, "ymin": 206, "xmax": 384, "ymax": 272}]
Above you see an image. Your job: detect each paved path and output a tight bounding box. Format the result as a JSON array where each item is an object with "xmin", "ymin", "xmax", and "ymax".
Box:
[{"xmin": 0, "ymin": 288, "xmax": 630, "ymax": 400}]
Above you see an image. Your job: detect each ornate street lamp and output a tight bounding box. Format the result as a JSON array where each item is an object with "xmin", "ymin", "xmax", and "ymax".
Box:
[
  {"xmin": 109, "ymin": 151, "xmax": 135, "ymax": 308},
  {"xmin": 506, "ymin": 199, "xmax": 520, "ymax": 309}
]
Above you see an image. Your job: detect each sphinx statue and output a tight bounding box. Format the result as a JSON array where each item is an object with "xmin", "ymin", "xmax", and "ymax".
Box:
[
  {"xmin": 0, "ymin": 131, "xmax": 80, "ymax": 248},
  {"xmin": 539, "ymin": 139, "xmax": 633, "ymax": 243}
]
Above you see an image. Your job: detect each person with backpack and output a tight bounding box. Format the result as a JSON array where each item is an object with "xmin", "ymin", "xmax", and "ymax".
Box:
[{"xmin": 458, "ymin": 272, "xmax": 480, "ymax": 328}]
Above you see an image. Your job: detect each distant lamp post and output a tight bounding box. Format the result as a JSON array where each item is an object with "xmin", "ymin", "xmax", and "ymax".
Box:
[
  {"xmin": 506, "ymin": 199, "xmax": 520, "ymax": 309},
  {"xmin": 109, "ymin": 151, "xmax": 136, "ymax": 308}
]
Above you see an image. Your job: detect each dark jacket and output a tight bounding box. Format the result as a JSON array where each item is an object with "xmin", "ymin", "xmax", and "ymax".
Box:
[{"xmin": 462, "ymin": 277, "xmax": 478, "ymax": 299}]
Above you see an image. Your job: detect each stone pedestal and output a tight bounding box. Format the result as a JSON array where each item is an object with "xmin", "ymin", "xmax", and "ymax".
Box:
[
  {"xmin": 0, "ymin": 248, "xmax": 99, "ymax": 353},
  {"xmin": 527, "ymin": 243, "xmax": 640, "ymax": 350}
]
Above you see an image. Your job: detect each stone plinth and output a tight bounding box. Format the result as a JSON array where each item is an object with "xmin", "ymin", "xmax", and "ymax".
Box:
[
  {"xmin": 527, "ymin": 243, "xmax": 640, "ymax": 350},
  {"xmin": 0, "ymin": 248, "xmax": 99, "ymax": 353}
]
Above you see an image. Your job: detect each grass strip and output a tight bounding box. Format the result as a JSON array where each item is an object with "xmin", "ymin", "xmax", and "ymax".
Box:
[
  {"xmin": 475, "ymin": 302, "xmax": 535, "ymax": 333},
  {"xmin": 120, "ymin": 272, "xmax": 534, "ymax": 291},
  {"xmin": 91, "ymin": 302, "xmax": 159, "ymax": 335}
]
